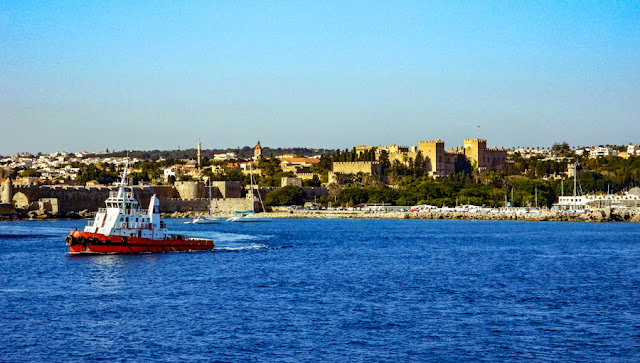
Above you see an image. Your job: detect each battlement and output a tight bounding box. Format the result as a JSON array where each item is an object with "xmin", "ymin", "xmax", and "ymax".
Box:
[
  {"xmin": 418, "ymin": 139, "xmax": 444, "ymax": 145},
  {"xmin": 333, "ymin": 161, "xmax": 382, "ymax": 177},
  {"xmin": 333, "ymin": 161, "xmax": 380, "ymax": 166}
]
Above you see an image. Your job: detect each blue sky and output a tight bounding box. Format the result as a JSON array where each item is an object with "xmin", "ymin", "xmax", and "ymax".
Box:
[{"xmin": 1, "ymin": 1, "xmax": 638, "ymax": 155}]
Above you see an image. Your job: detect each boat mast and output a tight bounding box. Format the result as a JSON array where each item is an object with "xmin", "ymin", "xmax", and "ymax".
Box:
[
  {"xmin": 573, "ymin": 163, "xmax": 577, "ymax": 210},
  {"xmin": 250, "ymin": 163, "xmax": 255, "ymax": 213},
  {"xmin": 208, "ymin": 178, "xmax": 212, "ymax": 216}
]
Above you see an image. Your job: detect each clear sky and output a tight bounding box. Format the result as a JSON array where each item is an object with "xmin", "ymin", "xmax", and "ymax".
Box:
[{"xmin": 1, "ymin": 1, "xmax": 639, "ymax": 155}]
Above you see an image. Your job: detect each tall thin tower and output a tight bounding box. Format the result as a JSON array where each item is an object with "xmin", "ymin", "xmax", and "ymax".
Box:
[{"xmin": 197, "ymin": 139, "xmax": 202, "ymax": 170}]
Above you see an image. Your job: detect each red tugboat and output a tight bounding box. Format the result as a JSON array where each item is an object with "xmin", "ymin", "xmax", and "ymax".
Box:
[{"xmin": 65, "ymin": 164, "xmax": 213, "ymax": 254}]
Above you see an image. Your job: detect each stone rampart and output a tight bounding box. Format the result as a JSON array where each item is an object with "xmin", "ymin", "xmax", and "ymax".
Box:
[
  {"xmin": 210, "ymin": 181, "xmax": 242, "ymax": 198},
  {"xmin": 151, "ymin": 185, "xmax": 180, "ymax": 199},
  {"xmin": 282, "ymin": 177, "xmax": 303, "ymax": 187},
  {"xmin": 160, "ymin": 198, "xmax": 257, "ymax": 213},
  {"xmin": 174, "ymin": 181, "xmax": 204, "ymax": 199},
  {"xmin": 332, "ymin": 161, "xmax": 381, "ymax": 175},
  {"xmin": 0, "ymin": 181, "xmax": 258, "ymax": 215},
  {"xmin": 295, "ymin": 173, "xmax": 318, "ymax": 181}
]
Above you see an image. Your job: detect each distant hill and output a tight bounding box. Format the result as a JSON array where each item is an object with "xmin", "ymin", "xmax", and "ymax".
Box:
[{"xmin": 99, "ymin": 147, "xmax": 336, "ymax": 160}]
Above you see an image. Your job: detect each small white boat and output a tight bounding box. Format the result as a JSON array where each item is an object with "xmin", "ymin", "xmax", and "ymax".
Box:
[
  {"xmin": 226, "ymin": 211, "xmax": 270, "ymax": 223},
  {"xmin": 192, "ymin": 216, "xmax": 221, "ymax": 224},
  {"xmin": 226, "ymin": 164, "xmax": 270, "ymax": 223},
  {"xmin": 192, "ymin": 179, "xmax": 221, "ymax": 224}
]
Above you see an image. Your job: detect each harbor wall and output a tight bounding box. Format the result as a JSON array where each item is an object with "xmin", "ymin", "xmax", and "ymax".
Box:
[
  {"xmin": 160, "ymin": 198, "xmax": 257, "ymax": 213},
  {"xmin": 0, "ymin": 181, "xmax": 297, "ymax": 215}
]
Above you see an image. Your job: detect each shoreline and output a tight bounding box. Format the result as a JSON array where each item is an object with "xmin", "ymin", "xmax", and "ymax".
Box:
[
  {"xmin": 163, "ymin": 208, "xmax": 640, "ymax": 223},
  {"xmin": 3, "ymin": 208, "xmax": 640, "ymax": 223}
]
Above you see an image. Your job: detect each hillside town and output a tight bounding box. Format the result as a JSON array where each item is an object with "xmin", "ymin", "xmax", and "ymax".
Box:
[{"xmin": 2, "ymin": 139, "xmax": 640, "ymax": 221}]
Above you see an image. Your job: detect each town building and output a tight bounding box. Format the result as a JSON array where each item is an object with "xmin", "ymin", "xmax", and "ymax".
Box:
[
  {"xmin": 213, "ymin": 152, "xmax": 237, "ymax": 161},
  {"xmin": 589, "ymin": 146, "xmax": 618, "ymax": 159},
  {"xmin": 163, "ymin": 164, "xmax": 199, "ymax": 181},
  {"xmin": 280, "ymin": 157, "xmax": 320, "ymax": 174}
]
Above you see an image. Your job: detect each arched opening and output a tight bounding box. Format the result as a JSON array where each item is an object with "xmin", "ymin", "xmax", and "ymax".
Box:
[{"xmin": 12, "ymin": 192, "xmax": 29, "ymax": 209}]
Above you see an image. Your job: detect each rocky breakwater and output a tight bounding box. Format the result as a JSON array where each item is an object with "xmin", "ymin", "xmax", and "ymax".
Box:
[
  {"xmin": 0, "ymin": 205, "xmax": 95, "ymax": 220},
  {"xmin": 265, "ymin": 208, "xmax": 640, "ymax": 223}
]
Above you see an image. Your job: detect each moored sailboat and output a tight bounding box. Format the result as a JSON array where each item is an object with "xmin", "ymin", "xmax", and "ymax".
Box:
[
  {"xmin": 192, "ymin": 179, "xmax": 221, "ymax": 224},
  {"xmin": 226, "ymin": 164, "xmax": 270, "ymax": 223}
]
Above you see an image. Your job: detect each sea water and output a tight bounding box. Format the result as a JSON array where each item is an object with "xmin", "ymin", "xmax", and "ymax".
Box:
[{"xmin": 1, "ymin": 219, "xmax": 639, "ymax": 361}]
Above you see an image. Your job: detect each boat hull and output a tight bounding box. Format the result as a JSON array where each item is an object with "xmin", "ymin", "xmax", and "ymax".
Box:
[
  {"xmin": 66, "ymin": 231, "xmax": 213, "ymax": 254},
  {"xmin": 226, "ymin": 217, "xmax": 271, "ymax": 223},
  {"xmin": 192, "ymin": 219, "xmax": 221, "ymax": 224}
]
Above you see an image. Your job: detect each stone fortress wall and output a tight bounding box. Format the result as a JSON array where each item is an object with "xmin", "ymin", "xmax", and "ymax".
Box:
[
  {"xmin": 0, "ymin": 179, "xmax": 255, "ymax": 215},
  {"xmin": 332, "ymin": 161, "xmax": 382, "ymax": 175}
]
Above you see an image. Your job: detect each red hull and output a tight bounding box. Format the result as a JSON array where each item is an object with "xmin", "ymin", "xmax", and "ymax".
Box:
[{"xmin": 66, "ymin": 231, "xmax": 213, "ymax": 254}]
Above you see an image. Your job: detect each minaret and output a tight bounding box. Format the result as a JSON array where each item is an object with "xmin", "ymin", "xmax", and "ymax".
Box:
[{"xmin": 197, "ymin": 139, "xmax": 202, "ymax": 169}]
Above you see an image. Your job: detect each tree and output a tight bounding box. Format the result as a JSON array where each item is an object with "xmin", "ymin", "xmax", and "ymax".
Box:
[
  {"xmin": 454, "ymin": 155, "xmax": 473, "ymax": 175},
  {"xmin": 378, "ymin": 150, "xmax": 390, "ymax": 175},
  {"xmin": 303, "ymin": 175, "xmax": 322, "ymax": 187},
  {"xmin": 264, "ymin": 186, "xmax": 306, "ymax": 206},
  {"xmin": 552, "ymin": 141, "xmax": 571, "ymax": 155},
  {"xmin": 75, "ymin": 165, "xmax": 119, "ymax": 185},
  {"xmin": 413, "ymin": 151, "xmax": 426, "ymax": 177},
  {"xmin": 259, "ymin": 171, "xmax": 295, "ymax": 187},
  {"xmin": 19, "ymin": 169, "xmax": 40, "ymax": 177},
  {"xmin": 258, "ymin": 157, "xmax": 282, "ymax": 177}
]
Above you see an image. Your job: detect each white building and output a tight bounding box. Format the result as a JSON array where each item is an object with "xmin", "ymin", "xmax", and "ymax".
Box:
[
  {"xmin": 589, "ymin": 146, "xmax": 618, "ymax": 159},
  {"xmin": 213, "ymin": 152, "xmax": 237, "ymax": 161}
]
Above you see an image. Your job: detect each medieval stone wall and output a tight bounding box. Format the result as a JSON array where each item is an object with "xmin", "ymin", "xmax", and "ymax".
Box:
[
  {"xmin": 210, "ymin": 181, "xmax": 242, "ymax": 199},
  {"xmin": 160, "ymin": 198, "xmax": 258, "ymax": 213},
  {"xmin": 174, "ymin": 181, "xmax": 204, "ymax": 199},
  {"xmin": 332, "ymin": 161, "xmax": 381, "ymax": 175}
]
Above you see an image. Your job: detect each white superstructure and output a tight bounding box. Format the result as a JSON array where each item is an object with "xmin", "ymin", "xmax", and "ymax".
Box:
[{"xmin": 84, "ymin": 164, "xmax": 169, "ymax": 239}]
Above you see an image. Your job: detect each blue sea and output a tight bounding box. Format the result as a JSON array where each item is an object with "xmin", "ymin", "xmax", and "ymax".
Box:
[{"xmin": 1, "ymin": 218, "xmax": 639, "ymax": 362}]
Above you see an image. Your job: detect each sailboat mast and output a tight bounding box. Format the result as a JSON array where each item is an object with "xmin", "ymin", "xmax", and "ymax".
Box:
[
  {"xmin": 573, "ymin": 163, "xmax": 577, "ymax": 210},
  {"xmin": 250, "ymin": 163, "xmax": 255, "ymax": 212},
  {"xmin": 208, "ymin": 179, "xmax": 212, "ymax": 216}
]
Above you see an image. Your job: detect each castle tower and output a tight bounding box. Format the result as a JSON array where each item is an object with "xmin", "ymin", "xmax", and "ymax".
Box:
[
  {"xmin": 1, "ymin": 177, "xmax": 13, "ymax": 204},
  {"xmin": 197, "ymin": 139, "xmax": 202, "ymax": 169},
  {"xmin": 418, "ymin": 140, "xmax": 446, "ymax": 177},
  {"xmin": 254, "ymin": 140, "xmax": 263, "ymax": 159},
  {"xmin": 463, "ymin": 138, "xmax": 487, "ymax": 169}
]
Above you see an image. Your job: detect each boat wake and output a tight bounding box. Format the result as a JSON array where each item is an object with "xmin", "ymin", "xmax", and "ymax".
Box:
[{"xmin": 216, "ymin": 243, "xmax": 269, "ymax": 251}]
